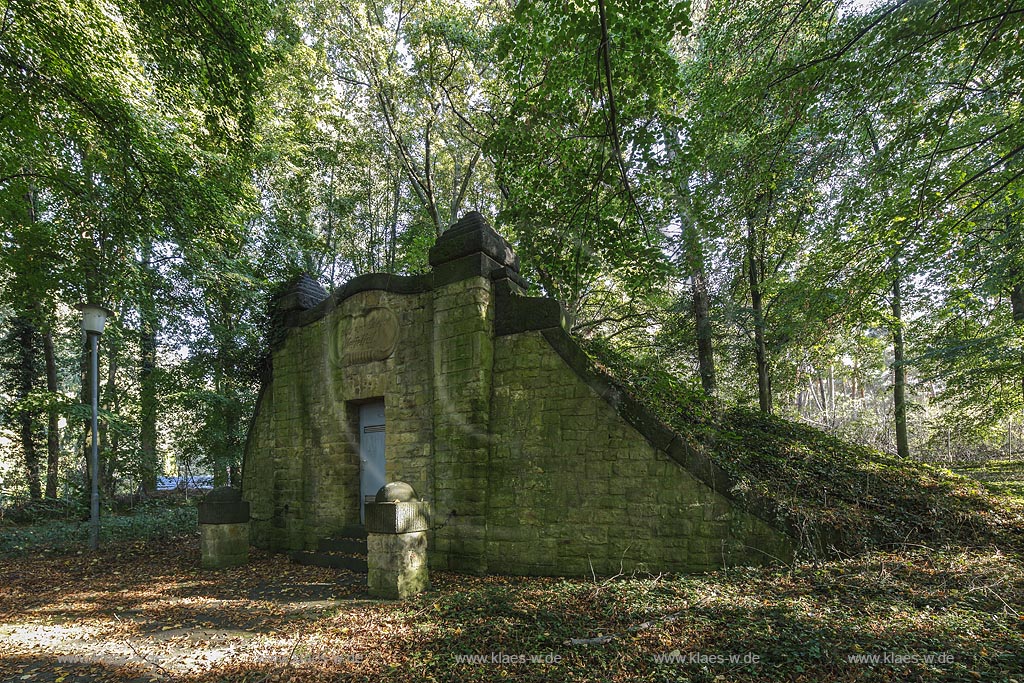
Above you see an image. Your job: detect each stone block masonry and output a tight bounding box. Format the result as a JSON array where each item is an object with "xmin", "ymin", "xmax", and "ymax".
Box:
[
  {"xmin": 200, "ymin": 523, "xmax": 250, "ymax": 569},
  {"xmin": 198, "ymin": 487, "xmax": 250, "ymax": 569},
  {"xmin": 242, "ymin": 212, "xmax": 794, "ymax": 575},
  {"xmin": 488, "ymin": 331, "xmax": 788, "ymax": 574}
]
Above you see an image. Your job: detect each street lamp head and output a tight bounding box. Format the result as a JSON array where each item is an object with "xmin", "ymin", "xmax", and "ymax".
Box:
[{"xmin": 76, "ymin": 303, "xmax": 114, "ymax": 335}]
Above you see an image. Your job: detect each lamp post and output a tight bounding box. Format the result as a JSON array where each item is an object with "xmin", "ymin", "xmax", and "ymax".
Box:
[{"xmin": 77, "ymin": 303, "xmax": 112, "ymax": 550}]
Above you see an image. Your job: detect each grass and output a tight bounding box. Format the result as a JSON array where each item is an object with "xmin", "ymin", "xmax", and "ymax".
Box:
[
  {"xmin": 0, "ymin": 500, "xmax": 197, "ymax": 556},
  {"xmin": 956, "ymin": 459, "xmax": 1024, "ymax": 504}
]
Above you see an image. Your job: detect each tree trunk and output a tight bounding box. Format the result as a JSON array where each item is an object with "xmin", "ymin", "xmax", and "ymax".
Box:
[
  {"xmin": 225, "ymin": 407, "xmax": 239, "ymax": 487},
  {"xmin": 669, "ymin": 139, "xmax": 716, "ymax": 396},
  {"xmin": 211, "ymin": 296, "xmax": 239, "ymax": 489},
  {"xmin": 80, "ymin": 333, "xmax": 91, "ymax": 499},
  {"xmin": 1016, "ymin": 283, "xmax": 1024, "ymax": 401},
  {"xmin": 1008, "ymin": 214, "xmax": 1023, "ymax": 401},
  {"xmin": 140, "ymin": 240, "xmax": 159, "ymax": 493},
  {"xmin": 43, "ymin": 328, "xmax": 60, "ymax": 499},
  {"xmin": 16, "ymin": 320, "xmax": 42, "ymax": 500},
  {"xmin": 828, "ymin": 364, "xmax": 836, "ymax": 427},
  {"xmin": 387, "ymin": 165, "xmax": 400, "ymax": 272},
  {"xmin": 891, "ymin": 266, "xmax": 910, "ymax": 459},
  {"xmin": 747, "ymin": 215, "xmax": 772, "ymax": 414},
  {"xmin": 108, "ymin": 340, "xmax": 122, "ymax": 494},
  {"xmin": 817, "ymin": 372, "xmax": 828, "ymax": 424},
  {"xmin": 1017, "ymin": 300, "xmax": 1024, "ymax": 406},
  {"xmin": 16, "ymin": 178, "xmax": 43, "ymax": 500},
  {"xmin": 99, "ymin": 342, "xmax": 119, "ymax": 499},
  {"xmin": 691, "ymin": 262, "xmax": 716, "ymax": 396},
  {"xmin": 423, "ymin": 120, "xmax": 442, "ymax": 235}
]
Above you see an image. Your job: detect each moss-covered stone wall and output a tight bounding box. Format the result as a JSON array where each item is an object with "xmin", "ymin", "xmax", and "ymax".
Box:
[
  {"xmin": 242, "ymin": 212, "xmax": 793, "ymax": 574},
  {"xmin": 429, "ymin": 276, "xmax": 495, "ymax": 573},
  {"xmin": 245, "ymin": 287, "xmax": 435, "ymax": 552},
  {"xmin": 487, "ymin": 331, "xmax": 790, "ymax": 574}
]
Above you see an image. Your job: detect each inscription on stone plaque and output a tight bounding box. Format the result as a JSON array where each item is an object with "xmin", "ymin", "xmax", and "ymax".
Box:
[{"xmin": 337, "ymin": 306, "xmax": 399, "ymax": 365}]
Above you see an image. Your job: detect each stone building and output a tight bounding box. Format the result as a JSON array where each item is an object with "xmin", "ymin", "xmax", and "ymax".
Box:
[{"xmin": 242, "ymin": 212, "xmax": 793, "ymax": 575}]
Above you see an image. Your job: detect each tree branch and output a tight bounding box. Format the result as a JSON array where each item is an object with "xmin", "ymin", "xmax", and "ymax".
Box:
[{"xmin": 596, "ymin": 0, "xmax": 648, "ymax": 239}]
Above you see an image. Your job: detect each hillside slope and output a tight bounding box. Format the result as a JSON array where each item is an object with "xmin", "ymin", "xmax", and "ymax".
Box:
[{"xmin": 585, "ymin": 341, "xmax": 1024, "ymax": 556}]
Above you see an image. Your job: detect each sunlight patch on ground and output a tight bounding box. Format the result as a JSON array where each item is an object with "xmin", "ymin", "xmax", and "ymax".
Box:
[{"xmin": 0, "ymin": 618, "xmax": 299, "ymax": 676}]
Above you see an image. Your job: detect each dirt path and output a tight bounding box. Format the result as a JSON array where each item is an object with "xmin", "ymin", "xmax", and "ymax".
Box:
[{"xmin": 0, "ymin": 538, "xmax": 371, "ymax": 681}]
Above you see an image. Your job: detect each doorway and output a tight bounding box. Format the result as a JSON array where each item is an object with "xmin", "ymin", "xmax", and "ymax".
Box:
[{"xmin": 358, "ymin": 400, "xmax": 386, "ymax": 524}]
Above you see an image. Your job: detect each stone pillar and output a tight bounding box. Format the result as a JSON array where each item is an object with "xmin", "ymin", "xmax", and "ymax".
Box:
[
  {"xmin": 198, "ymin": 487, "xmax": 250, "ymax": 569},
  {"xmin": 365, "ymin": 482, "xmax": 430, "ymax": 599},
  {"xmin": 428, "ymin": 212, "xmax": 519, "ymax": 574}
]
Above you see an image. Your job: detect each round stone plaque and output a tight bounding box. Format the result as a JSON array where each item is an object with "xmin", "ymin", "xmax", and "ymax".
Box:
[{"xmin": 337, "ymin": 306, "xmax": 399, "ymax": 365}]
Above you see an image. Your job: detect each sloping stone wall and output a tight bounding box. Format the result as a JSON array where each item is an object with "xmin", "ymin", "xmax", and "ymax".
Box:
[
  {"xmin": 243, "ymin": 212, "xmax": 794, "ymax": 574},
  {"xmin": 488, "ymin": 331, "xmax": 790, "ymax": 574}
]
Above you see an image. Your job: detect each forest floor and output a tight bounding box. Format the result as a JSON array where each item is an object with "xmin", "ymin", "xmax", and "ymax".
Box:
[
  {"xmin": 0, "ymin": 462, "xmax": 1022, "ymax": 683},
  {"xmin": 956, "ymin": 459, "xmax": 1024, "ymax": 505}
]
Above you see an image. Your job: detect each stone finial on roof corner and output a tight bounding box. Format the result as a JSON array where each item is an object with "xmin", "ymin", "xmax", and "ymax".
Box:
[
  {"xmin": 273, "ymin": 273, "xmax": 329, "ymax": 313},
  {"xmin": 427, "ymin": 211, "xmax": 520, "ymax": 273},
  {"xmin": 443, "ymin": 210, "xmax": 489, "ymax": 235}
]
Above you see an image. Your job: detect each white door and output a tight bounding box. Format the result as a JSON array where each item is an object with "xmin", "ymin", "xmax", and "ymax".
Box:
[{"xmin": 359, "ymin": 400, "xmax": 386, "ymax": 524}]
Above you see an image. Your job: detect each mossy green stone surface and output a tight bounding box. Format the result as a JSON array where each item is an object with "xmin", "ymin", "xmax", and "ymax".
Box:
[
  {"xmin": 200, "ymin": 522, "xmax": 250, "ymax": 569},
  {"xmin": 242, "ymin": 215, "xmax": 793, "ymax": 575}
]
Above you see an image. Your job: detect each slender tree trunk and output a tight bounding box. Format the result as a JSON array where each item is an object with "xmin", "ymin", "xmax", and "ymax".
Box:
[
  {"xmin": 806, "ymin": 376, "xmax": 820, "ymax": 416},
  {"xmin": 140, "ymin": 240, "xmax": 159, "ymax": 493},
  {"xmin": 669, "ymin": 139, "xmax": 716, "ymax": 396},
  {"xmin": 691, "ymin": 259, "xmax": 716, "ymax": 396},
  {"xmin": 423, "ymin": 121, "xmax": 442, "ymax": 235},
  {"xmin": 387, "ymin": 166, "xmax": 400, "ymax": 272},
  {"xmin": 16, "ymin": 319, "xmax": 42, "ymax": 500},
  {"xmin": 794, "ymin": 367, "xmax": 802, "ymax": 412},
  {"xmin": 1016, "ymin": 282, "xmax": 1024, "ymax": 401},
  {"xmin": 226, "ymin": 408, "xmax": 239, "ymax": 487},
  {"xmin": 817, "ymin": 373, "xmax": 828, "ymax": 424},
  {"xmin": 211, "ymin": 300, "xmax": 237, "ymax": 488},
  {"xmin": 747, "ymin": 215, "xmax": 772, "ymax": 413},
  {"xmin": 109, "ymin": 342, "xmax": 121, "ymax": 491},
  {"xmin": 891, "ymin": 265, "xmax": 910, "ymax": 459},
  {"xmin": 450, "ymin": 153, "xmax": 459, "ymax": 223},
  {"xmin": 43, "ymin": 327, "xmax": 60, "ymax": 499},
  {"xmin": 20, "ymin": 410, "xmax": 41, "ymax": 500},
  {"xmin": 1008, "ymin": 215, "xmax": 1023, "ymax": 400},
  {"xmin": 99, "ymin": 342, "xmax": 119, "ymax": 499},
  {"xmin": 16, "ymin": 178, "xmax": 44, "ymax": 500},
  {"xmin": 451, "ymin": 150, "xmax": 481, "ymax": 223},
  {"xmin": 80, "ymin": 333, "xmax": 91, "ymax": 499},
  {"xmin": 828, "ymin": 364, "xmax": 836, "ymax": 427}
]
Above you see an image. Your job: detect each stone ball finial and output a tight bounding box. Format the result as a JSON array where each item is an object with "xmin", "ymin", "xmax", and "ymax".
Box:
[{"xmin": 375, "ymin": 481, "xmax": 418, "ymax": 503}]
